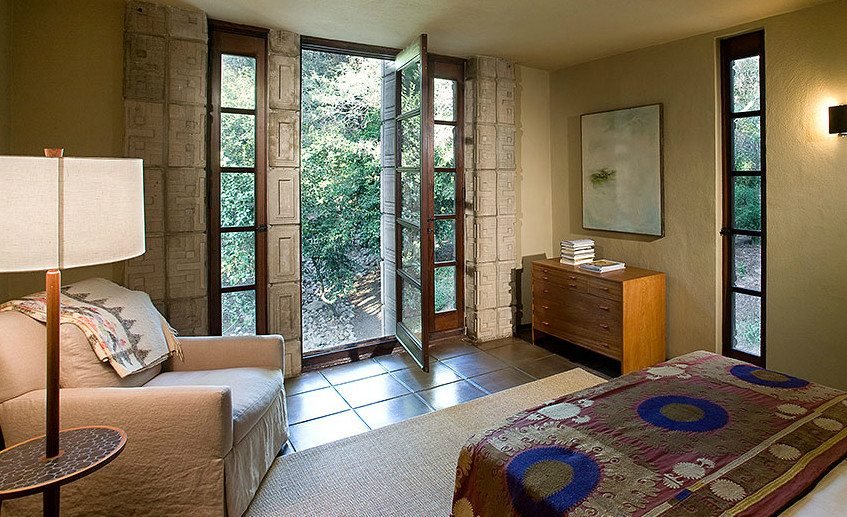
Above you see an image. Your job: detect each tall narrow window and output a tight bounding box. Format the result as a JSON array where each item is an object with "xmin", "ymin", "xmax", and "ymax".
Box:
[
  {"xmin": 209, "ymin": 23, "xmax": 268, "ymax": 335},
  {"xmin": 720, "ymin": 31, "xmax": 765, "ymax": 365}
]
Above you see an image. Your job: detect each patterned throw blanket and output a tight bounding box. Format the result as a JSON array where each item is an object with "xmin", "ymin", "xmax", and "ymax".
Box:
[
  {"xmin": 453, "ymin": 352, "xmax": 847, "ymax": 516},
  {"xmin": 0, "ymin": 278, "xmax": 181, "ymax": 378}
]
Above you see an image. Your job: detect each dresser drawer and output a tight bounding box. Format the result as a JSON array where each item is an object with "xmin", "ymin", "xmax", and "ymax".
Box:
[
  {"xmin": 533, "ymin": 267, "xmax": 588, "ymax": 293},
  {"xmin": 588, "ymin": 277, "xmax": 623, "ymax": 301}
]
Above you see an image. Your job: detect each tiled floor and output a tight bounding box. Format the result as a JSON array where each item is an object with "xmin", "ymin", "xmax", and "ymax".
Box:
[{"xmin": 282, "ymin": 334, "xmax": 616, "ymax": 453}]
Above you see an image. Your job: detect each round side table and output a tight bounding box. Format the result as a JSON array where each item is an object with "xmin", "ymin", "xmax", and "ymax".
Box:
[{"xmin": 0, "ymin": 426, "xmax": 126, "ymax": 517}]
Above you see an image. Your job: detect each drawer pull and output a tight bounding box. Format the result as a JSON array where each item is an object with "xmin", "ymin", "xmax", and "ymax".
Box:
[
  {"xmin": 543, "ymin": 289, "xmax": 549, "ymax": 294},
  {"xmin": 568, "ymin": 275, "xmax": 577, "ymax": 280},
  {"xmin": 543, "ymin": 276, "xmax": 549, "ymax": 280},
  {"xmin": 599, "ymin": 305, "xmax": 610, "ymax": 311},
  {"xmin": 599, "ymin": 286, "xmax": 610, "ymax": 292},
  {"xmin": 599, "ymin": 323, "xmax": 610, "ymax": 330},
  {"xmin": 568, "ymin": 283, "xmax": 577, "ymax": 288},
  {"xmin": 598, "ymin": 342, "xmax": 610, "ymax": 349},
  {"xmin": 541, "ymin": 305, "xmax": 550, "ymax": 310},
  {"xmin": 541, "ymin": 321, "xmax": 550, "ymax": 326}
]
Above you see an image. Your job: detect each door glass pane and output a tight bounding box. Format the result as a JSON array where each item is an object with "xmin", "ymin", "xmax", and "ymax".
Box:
[
  {"xmin": 434, "ymin": 78, "xmax": 456, "ymax": 121},
  {"xmin": 222, "ymin": 290, "xmax": 256, "ymax": 335},
  {"xmin": 400, "ymin": 224, "xmax": 421, "ymax": 280},
  {"xmin": 732, "ymin": 292, "xmax": 761, "ymax": 356},
  {"xmin": 435, "ymin": 266, "xmax": 455, "ymax": 313},
  {"xmin": 221, "ymin": 113, "xmax": 256, "ymax": 167},
  {"xmin": 221, "ymin": 172, "xmax": 255, "ymax": 227},
  {"xmin": 733, "ymin": 235, "xmax": 761, "ymax": 291},
  {"xmin": 400, "ymin": 276, "xmax": 422, "ymax": 340},
  {"xmin": 434, "ymin": 220, "xmax": 455, "ymax": 263},
  {"xmin": 221, "ymin": 54, "xmax": 256, "ymax": 110},
  {"xmin": 221, "ymin": 231, "xmax": 255, "ymax": 287},
  {"xmin": 731, "ymin": 56, "xmax": 759, "ymax": 113},
  {"xmin": 400, "ymin": 61, "xmax": 421, "ymax": 113},
  {"xmin": 733, "ymin": 116, "xmax": 760, "ymax": 172},
  {"xmin": 732, "ymin": 176, "xmax": 761, "ymax": 231},
  {"xmin": 399, "ymin": 115, "xmax": 421, "ymax": 168},
  {"xmin": 434, "ymin": 172, "xmax": 455, "ymax": 215},
  {"xmin": 400, "ymin": 169, "xmax": 421, "ymax": 223},
  {"xmin": 434, "ymin": 124, "xmax": 455, "ymax": 168}
]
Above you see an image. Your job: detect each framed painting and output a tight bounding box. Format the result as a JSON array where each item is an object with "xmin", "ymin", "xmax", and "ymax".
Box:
[{"xmin": 581, "ymin": 104, "xmax": 664, "ymax": 236}]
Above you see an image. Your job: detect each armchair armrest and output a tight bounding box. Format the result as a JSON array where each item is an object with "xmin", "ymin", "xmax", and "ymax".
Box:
[
  {"xmin": 0, "ymin": 386, "xmax": 233, "ymax": 456},
  {"xmin": 169, "ymin": 334, "xmax": 285, "ymax": 372}
]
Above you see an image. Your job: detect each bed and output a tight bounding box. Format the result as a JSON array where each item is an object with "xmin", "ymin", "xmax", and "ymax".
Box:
[{"xmin": 452, "ymin": 351, "xmax": 847, "ymax": 516}]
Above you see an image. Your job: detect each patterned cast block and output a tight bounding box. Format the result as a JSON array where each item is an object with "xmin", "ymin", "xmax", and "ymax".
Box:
[
  {"xmin": 125, "ymin": 235, "xmax": 166, "ymax": 301},
  {"xmin": 475, "ymin": 124, "xmax": 497, "ymax": 170},
  {"xmin": 464, "ymin": 169, "xmax": 475, "ymax": 210},
  {"xmin": 497, "ymin": 171, "xmax": 517, "ymax": 215},
  {"xmin": 463, "ymin": 122, "xmax": 474, "ymax": 169},
  {"xmin": 464, "ymin": 215, "xmax": 475, "ymax": 261},
  {"xmin": 166, "ymin": 233, "xmax": 207, "ymax": 299},
  {"xmin": 268, "ymin": 168, "xmax": 300, "ymax": 225},
  {"xmin": 284, "ymin": 340, "xmax": 303, "ymax": 378},
  {"xmin": 497, "ymin": 215, "xmax": 517, "ymax": 262},
  {"xmin": 496, "ymin": 59, "xmax": 515, "ymax": 80},
  {"xmin": 475, "ymin": 262, "xmax": 497, "ymax": 310},
  {"xmin": 124, "ymin": 33, "xmax": 165, "ymax": 101},
  {"xmin": 168, "ymin": 104, "xmax": 205, "ymax": 167},
  {"xmin": 380, "ymin": 168, "xmax": 396, "ymax": 215},
  {"xmin": 477, "ymin": 78, "xmax": 496, "ymax": 124},
  {"xmin": 125, "ymin": 1, "xmax": 166, "ymax": 35},
  {"xmin": 496, "ymin": 306, "xmax": 514, "ymax": 338},
  {"xmin": 142, "ymin": 167, "xmax": 165, "ymax": 235},
  {"xmin": 475, "ymin": 308, "xmax": 498, "ymax": 341},
  {"xmin": 475, "ymin": 216, "xmax": 497, "ymax": 263},
  {"xmin": 475, "ymin": 57, "xmax": 497, "ymax": 78},
  {"xmin": 380, "ymin": 213, "xmax": 396, "ymax": 259},
  {"xmin": 269, "ymin": 30, "xmax": 300, "ymax": 57},
  {"xmin": 381, "ymin": 72, "xmax": 396, "ymax": 122},
  {"xmin": 268, "ymin": 110, "xmax": 300, "ymax": 167},
  {"xmin": 464, "ymin": 78, "xmax": 475, "ymax": 123},
  {"xmin": 497, "ymin": 125, "xmax": 516, "ymax": 170},
  {"xmin": 165, "ymin": 168, "xmax": 206, "ymax": 233},
  {"xmin": 125, "ymin": 100, "xmax": 164, "ymax": 166},
  {"xmin": 496, "ymin": 261, "xmax": 514, "ymax": 307},
  {"xmin": 166, "ymin": 6, "xmax": 207, "ymax": 41},
  {"xmin": 496, "ymin": 80, "xmax": 516, "ymax": 125},
  {"xmin": 268, "ymin": 225, "xmax": 301, "ymax": 283},
  {"xmin": 169, "ymin": 39, "xmax": 207, "ymax": 105},
  {"xmin": 464, "ymin": 275, "xmax": 476, "ymax": 311},
  {"xmin": 474, "ymin": 170, "xmax": 496, "ymax": 216},
  {"xmin": 269, "ymin": 54, "xmax": 300, "ymax": 110},
  {"xmin": 381, "ymin": 122, "xmax": 396, "ymax": 168},
  {"xmin": 168, "ymin": 296, "xmax": 209, "ymax": 336},
  {"xmin": 269, "ymin": 282, "xmax": 301, "ymax": 340}
]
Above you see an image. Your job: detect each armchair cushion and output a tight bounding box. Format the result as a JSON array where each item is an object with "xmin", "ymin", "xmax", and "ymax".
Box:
[
  {"xmin": 144, "ymin": 367, "xmax": 283, "ymax": 444},
  {"xmin": 169, "ymin": 334, "xmax": 285, "ymax": 372}
]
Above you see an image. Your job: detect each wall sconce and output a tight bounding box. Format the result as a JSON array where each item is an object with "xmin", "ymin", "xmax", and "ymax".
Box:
[{"xmin": 830, "ymin": 104, "xmax": 847, "ymax": 136}]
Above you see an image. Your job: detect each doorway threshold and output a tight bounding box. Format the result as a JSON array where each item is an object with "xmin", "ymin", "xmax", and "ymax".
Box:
[{"xmin": 303, "ymin": 336, "xmax": 397, "ymax": 371}]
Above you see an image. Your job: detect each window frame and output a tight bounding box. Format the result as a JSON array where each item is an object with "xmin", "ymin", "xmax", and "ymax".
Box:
[
  {"xmin": 208, "ymin": 20, "xmax": 269, "ymax": 336},
  {"xmin": 720, "ymin": 30, "xmax": 766, "ymax": 366}
]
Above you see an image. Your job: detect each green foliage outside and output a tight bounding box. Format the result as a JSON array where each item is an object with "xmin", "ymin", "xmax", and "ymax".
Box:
[{"xmin": 301, "ymin": 50, "xmax": 382, "ymax": 304}]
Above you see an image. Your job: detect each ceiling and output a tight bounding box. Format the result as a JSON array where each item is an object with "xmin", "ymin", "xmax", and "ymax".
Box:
[{"xmin": 173, "ymin": 0, "xmax": 831, "ymax": 69}]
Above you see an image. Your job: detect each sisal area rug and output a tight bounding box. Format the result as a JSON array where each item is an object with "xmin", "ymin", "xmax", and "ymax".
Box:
[{"xmin": 247, "ymin": 368, "xmax": 605, "ymax": 516}]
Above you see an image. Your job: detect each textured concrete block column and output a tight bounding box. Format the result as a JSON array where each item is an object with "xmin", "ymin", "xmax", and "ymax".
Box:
[
  {"xmin": 124, "ymin": 1, "xmax": 209, "ymax": 336},
  {"xmin": 464, "ymin": 57, "xmax": 517, "ymax": 342},
  {"xmin": 267, "ymin": 29, "xmax": 302, "ymax": 377}
]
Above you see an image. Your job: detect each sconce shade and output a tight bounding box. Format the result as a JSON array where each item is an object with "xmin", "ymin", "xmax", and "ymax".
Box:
[
  {"xmin": 0, "ymin": 156, "xmax": 146, "ymax": 272},
  {"xmin": 830, "ymin": 104, "xmax": 847, "ymax": 135}
]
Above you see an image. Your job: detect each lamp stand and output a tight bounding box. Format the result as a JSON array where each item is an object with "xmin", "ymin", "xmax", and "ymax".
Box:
[{"xmin": 44, "ymin": 269, "xmax": 62, "ymax": 514}]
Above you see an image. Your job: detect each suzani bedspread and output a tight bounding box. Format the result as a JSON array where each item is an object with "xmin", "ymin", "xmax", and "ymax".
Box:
[{"xmin": 452, "ymin": 351, "xmax": 847, "ymax": 516}]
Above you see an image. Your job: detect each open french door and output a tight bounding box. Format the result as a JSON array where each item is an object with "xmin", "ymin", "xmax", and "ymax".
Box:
[{"xmin": 395, "ymin": 35, "xmax": 433, "ymax": 371}]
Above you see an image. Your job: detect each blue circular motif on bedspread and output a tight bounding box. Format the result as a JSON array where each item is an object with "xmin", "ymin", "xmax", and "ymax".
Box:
[
  {"xmin": 730, "ymin": 364, "xmax": 810, "ymax": 388},
  {"xmin": 506, "ymin": 446, "xmax": 601, "ymax": 515},
  {"xmin": 637, "ymin": 395, "xmax": 729, "ymax": 432}
]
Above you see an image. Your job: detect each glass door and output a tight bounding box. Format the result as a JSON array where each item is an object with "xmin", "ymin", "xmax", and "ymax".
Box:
[{"xmin": 395, "ymin": 35, "xmax": 433, "ymax": 370}]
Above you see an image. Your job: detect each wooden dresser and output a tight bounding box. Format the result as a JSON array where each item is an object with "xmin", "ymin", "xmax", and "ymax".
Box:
[{"xmin": 531, "ymin": 258, "xmax": 666, "ymax": 374}]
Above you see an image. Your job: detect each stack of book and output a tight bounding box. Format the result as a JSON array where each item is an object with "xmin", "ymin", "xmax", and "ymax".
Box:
[
  {"xmin": 579, "ymin": 259, "xmax": 626, "ymax": 273},
  {"xmin": 560, "ymin": 239, "xmax": 595, "ymax": 266}
]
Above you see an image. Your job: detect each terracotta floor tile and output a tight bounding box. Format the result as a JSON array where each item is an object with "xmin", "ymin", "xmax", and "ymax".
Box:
[
  {"xmin": 284, "ymin": 370, "xmax": 330, "ymax": 396},
  {"xmin": 440, "ymin": 351, "xmax": 508, "ymax": 378},
  {"xmin": 335, "ymin": 373, "xmax": 412, "ymax": 408},
  {"xmin": 417, "ymin": 380, "xmax": 486, "ymax": 410},
  {"xmin": 287, "ymin": 411, "xmax": 369, "ymax": 451},
  {"xmin": 286, "ymin": 387, "xmax": 349, "ymax": 424},
  {"xmin": 513, "ymin": 354, "xmax": 578, "ymax": 379},
  {"xmin": 320, "ymin": 358, "xmax": 386, "ymax": 385},
  {"xmin": 470, "ymin": 367, "xmax": 535, "ymax": 394},
  {"xmin": 355, "ymin": 394, "xmax": 432, "ymax": 429}
]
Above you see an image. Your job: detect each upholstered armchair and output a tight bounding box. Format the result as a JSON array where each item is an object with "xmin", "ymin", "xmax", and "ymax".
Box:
[{"xmin": 0, "ymin": 310, "xmax": 288, "ymax": 517}]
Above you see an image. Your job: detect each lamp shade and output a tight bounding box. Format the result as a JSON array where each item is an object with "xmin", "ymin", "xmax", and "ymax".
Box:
[{"xmin": 0, "ymin": 156, "xmax": 145, "ymax": 272}]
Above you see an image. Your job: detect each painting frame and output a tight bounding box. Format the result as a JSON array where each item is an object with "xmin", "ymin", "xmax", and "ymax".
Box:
[{"xmin": 580, "ymin": 103, "xmax": 664, "ymax": 237}]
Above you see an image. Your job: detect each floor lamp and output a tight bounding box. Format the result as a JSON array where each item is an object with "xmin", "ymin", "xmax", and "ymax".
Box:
[{"xmin": 0, "ymin": 151, "xmax": 145, "ymax": 515}]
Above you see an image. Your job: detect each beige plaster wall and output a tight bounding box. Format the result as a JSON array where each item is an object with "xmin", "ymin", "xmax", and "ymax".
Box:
[
  {"xmin": 0, "ymin": 0, "xmax": 126, "ymax": 302},
  {"xmin": 515, "ymin": 65, "xmax": 553, "ymax": 325},
  {"xmin": 550, "ymin": 0, "xmax": 847, "ymax": 389}
]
